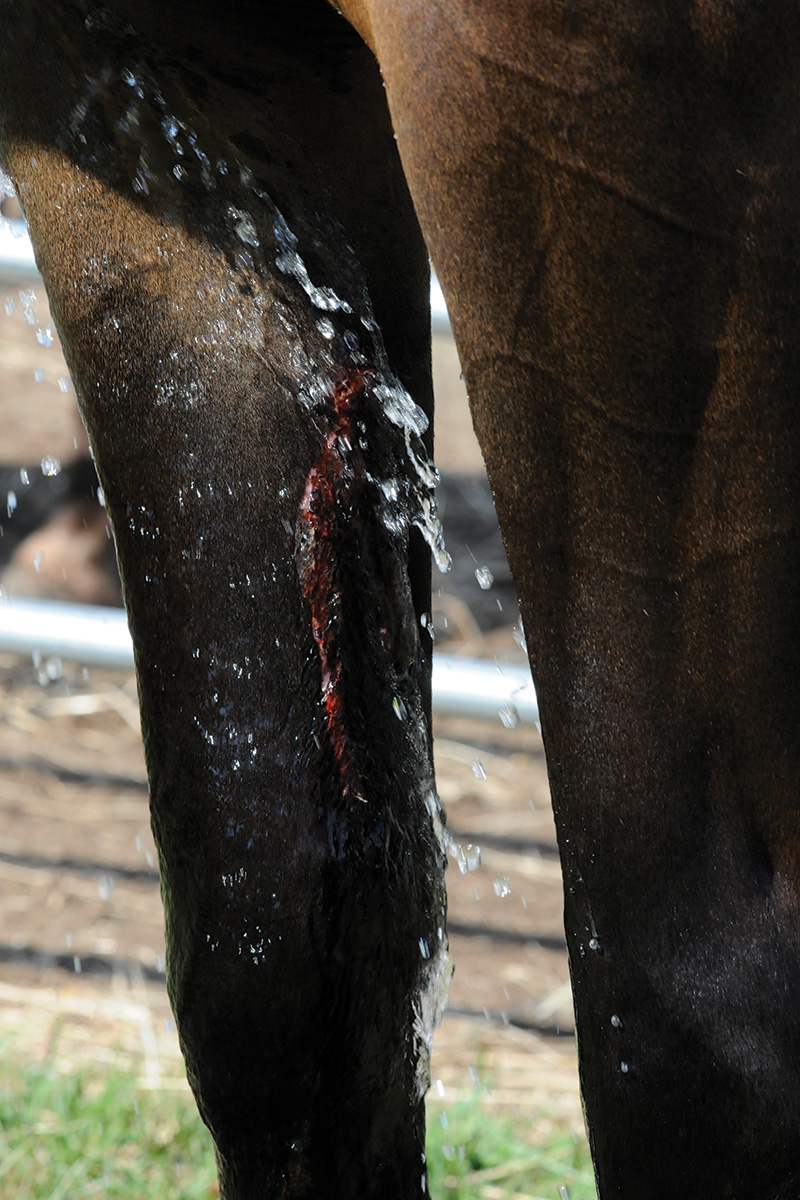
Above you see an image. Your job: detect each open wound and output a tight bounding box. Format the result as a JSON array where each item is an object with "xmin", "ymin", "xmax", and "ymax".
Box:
[
  {"xmin": 297, "ymin": 366, "xmax": 372, "ymax": 802},
  {"xmin": 269, "ymin": 214, "xmax": 449, "ymax": 804}
]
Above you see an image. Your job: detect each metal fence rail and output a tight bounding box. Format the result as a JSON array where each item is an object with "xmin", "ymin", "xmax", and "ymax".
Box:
[
  {"xmin": 0, "ymin": 220, "xmax": 36, "ymax": 278},
  {"xmin": 0, "ymin": 598, "xmax": 538, "ymax": 725}
]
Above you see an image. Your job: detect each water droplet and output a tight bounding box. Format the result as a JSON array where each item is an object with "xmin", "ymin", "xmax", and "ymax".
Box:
[
  {"xmin": 558, "ymin": 1187, "xmax": 571, "ymax": 1200},
  {"xmin": 419, "ymin": 937, "xmax": 430, "ymax": 959},
  {"xmin": 475, "ymin": 565, "xmax": 494, "ymax": 590},
  {"xmin": 33, "ymin": 367, "xmax": 45, "ymax": 383},
  {"xmin": 471, "ymin": 759, "xmax": 486, "ymax": 780},
  {"xmin": 449, "ymin": 840, "xmax": 481, "ymax": 874},
  {"xmin": 588, "ymin": 937, "xmax": 599, "ymax": 951},
  {"xmin": 3, "ymin": 297, "xmax": 17, "ymax": 316},
  {"xmin": 434, "ymin": 1078, "xmax": 445, "ymax": 1098},
  {"xmin": 32, "ymin": 551, "xmax": 43, "ymax": 573},
  {"xmin": 73, "ymin": 956, "xmax": 82, "ymax": 974},
  {"xmin": 374, "ymin": 380, "xmax": 429, "ymax": 437},
  {"xmin": 228, "ymin": 205, "xmax": 260, "ymax": 247},
  {"xmin": 499, "ymin": 704, "xmax": 520, "ymax": 729},
  {"xmin": 620, "ymin": 1061, "xmax": 629, "ymax": 1073},
  {"xmin": 40, "ymin": 455, "xmax": 61, "ymax": 477},
  {"xmin": 493, "ymin": 874, "xmax": 512, "ymax": 898},
  {"xmin": 393, "ymin": 696, "xmax": 408, "ymax": 721},
  {"xmin": 35, "ymin": 326, "xmax": 53, "ymax": 346},
  {"xmin": 57, "ymin": 375, "xmax": 71, "ymax": 392},
  {"xmin": 19, "ymin": 468, "xmax": 29, "ymax": 485},
  {"xmin": 19, "ymin": 287, "xmax": 37, "ymax": 325},
  {"xmin": 6, "ymin": 491, "xmax": 16, "ymax": 516},
  {"xmin": 45, "ymin": 656, "xmax": 62, "ymax": 681},
  {"xmin": 611, "ymin": 1014, "xmax": 622, "ymax": 1028}
]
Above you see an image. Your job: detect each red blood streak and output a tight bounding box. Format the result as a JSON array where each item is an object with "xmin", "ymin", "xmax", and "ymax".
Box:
[{"xmin": 298, "ymin": 367, "xmax": 371, "ymax": 802}]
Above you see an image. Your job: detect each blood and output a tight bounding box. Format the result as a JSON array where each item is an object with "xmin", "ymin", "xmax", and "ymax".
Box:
[{"xmin": 298, "ymin": 367, "xmax": 372, "ymax": 802}]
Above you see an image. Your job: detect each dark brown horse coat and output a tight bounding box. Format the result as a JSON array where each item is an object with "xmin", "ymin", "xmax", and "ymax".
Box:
[{"xmin": 3, "ymin": 2, "xmax": 800, "ymax": 1197}]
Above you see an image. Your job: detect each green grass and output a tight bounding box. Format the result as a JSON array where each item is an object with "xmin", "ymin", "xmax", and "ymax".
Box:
[
  {"xmin": 0, "ymin": 1052, "xmax": 596, "ymax": 1199},
  {"xmin": 427, "ymin": 1095, "xmax": 596, "ymax": 1200},
  {"xmin": 0, "ymin": 1057, "xmax": 218, "ymax": 1199}
]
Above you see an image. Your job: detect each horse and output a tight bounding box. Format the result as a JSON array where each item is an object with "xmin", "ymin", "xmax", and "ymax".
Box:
[{"xmin": 3, "ymin": 2, "xmax": 800, "ymax": 1196}]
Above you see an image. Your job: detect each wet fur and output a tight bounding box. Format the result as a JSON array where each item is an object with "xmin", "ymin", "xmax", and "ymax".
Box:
[{"xmin": 3, "ymin": 1, "xmax": 800, "ymax": 1196}]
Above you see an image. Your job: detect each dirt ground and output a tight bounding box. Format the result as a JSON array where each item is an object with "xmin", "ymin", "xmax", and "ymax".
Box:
[{"xmin": 0, "ymin": 265, "xmax": 584, "ymax": 1139}]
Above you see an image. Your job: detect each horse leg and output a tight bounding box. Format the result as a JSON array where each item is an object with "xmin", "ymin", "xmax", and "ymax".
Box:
[
  {"xmin": 361, "ymin": 1, "xmax": 800, "ymax": 1194},
  {"xmin": 0, "ymin": 5, "xmax": 446, "ymax": 1196}
]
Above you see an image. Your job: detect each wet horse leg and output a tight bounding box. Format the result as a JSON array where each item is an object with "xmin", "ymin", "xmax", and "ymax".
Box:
[
  {"xmin": 362, "ymin": 0, "xmax": 800, "ymax": 1195},
  {"xmin": 0, "ymin": 5, "xmax": 446, "ymax": 1196}
]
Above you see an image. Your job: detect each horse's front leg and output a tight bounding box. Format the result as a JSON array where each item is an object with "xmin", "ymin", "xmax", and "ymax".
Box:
[
  {"xmin": 362, "ymin": 0, "xmax": 800, "ymax": 1195},
  {"xmin": 0, "ymin": 5, "xmax": 447, "ymax": 1196}
]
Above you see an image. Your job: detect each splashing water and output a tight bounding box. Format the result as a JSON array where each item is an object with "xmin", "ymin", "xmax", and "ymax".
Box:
[
  {"xmin": 40, "ymin": 455, "xmax": 61, "ymax": 477},
  {"xmin": 62, "ymin": 50, "xmax": 455, "ymax": 1102},
  {"xmin": 0, "ymin": 166, "xmax": 13, "ymax": 203},
  {"xmin": 273, "ymin": 212, "xmax": 352, "ymax": 314},
  {"xmin": 63, "ymin": 53, "xmax": 451, "ymax": 580},
  {"xmin": 447, "ymin": 837, "xmax": 482, "ymax": 874},
  {"xmin": 257, "ymin": 172, "xmax": 454, "ymax": 1089}
]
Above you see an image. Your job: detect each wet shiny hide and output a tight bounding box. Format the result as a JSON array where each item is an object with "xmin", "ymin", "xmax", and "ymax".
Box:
[
  {"xmin": 3, "ymin": 1, "xmax": 800, "ymax": 1197},
  {"xmin": 0, "ymin": 5, "xmax": 445, "ymax": 1197}
]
